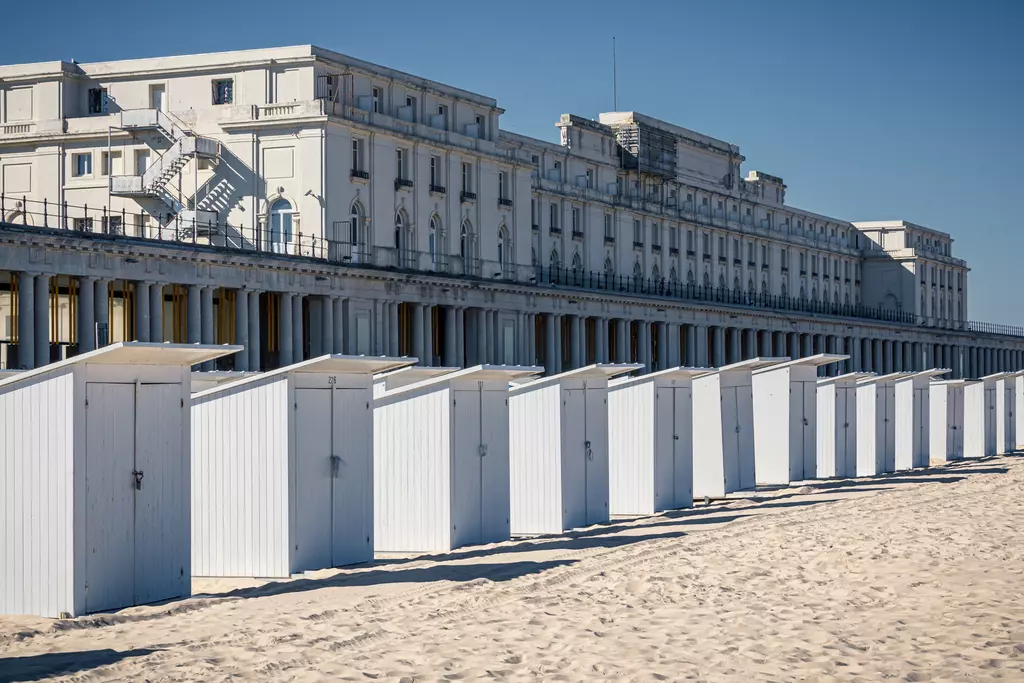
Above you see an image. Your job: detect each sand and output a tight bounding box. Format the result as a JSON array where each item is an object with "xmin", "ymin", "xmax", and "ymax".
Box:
[{"xmin": 2, "ymin": 455, "xmax": 1024, "ymax": 682}]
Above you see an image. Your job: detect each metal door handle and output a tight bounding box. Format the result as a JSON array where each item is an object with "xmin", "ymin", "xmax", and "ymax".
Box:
[
  {"xmin": 735, "ymin": 425, "xmax": 741, "ymax": 433},
  {"xmin": 132, "ymin": 470, "xmax": 144, "ymax": 490},
  {"xmin": 330, "ymin": 455, "xmax": 341, "ymax": 478},
  {"xmin": 479, "ymin": 444, "xmax": 488, "ymax": 457},
  {"xmin": 673, "ymin": 434, "xmax": 679, "ymax": 441},
  {"xmin": 803, "ymin": 418, "xmax": 809, "ymax": 426},
  {"xmin": 585, "ymin": 440, "xmax": 593, "ymax": 460}
]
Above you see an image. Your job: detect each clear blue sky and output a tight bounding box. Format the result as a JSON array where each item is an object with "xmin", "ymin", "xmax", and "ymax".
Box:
[{"xmin": 3, "ymin": 0, "xmax": 1021, "ymax": 325}]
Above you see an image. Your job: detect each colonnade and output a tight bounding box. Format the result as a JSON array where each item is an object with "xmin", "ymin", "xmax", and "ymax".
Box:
[{"xmin": 4, "ymin": 269, "xmax": 1024, "ymax": 380}]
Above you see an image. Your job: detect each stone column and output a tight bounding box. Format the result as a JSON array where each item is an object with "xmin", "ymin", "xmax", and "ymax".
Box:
[
  {"xmin": 892, "ymin": 339, "xmax": 903, "ymax": 372},
  {"xmin": 17, "ymin": 273, "xmax": 35, "ymax": 369},
  {"xmin": 656, "ymin": 321, "xmax": 668, "ymax": 370},
  {"xmin": 545, "ymin": 313, "xmax": 557, "ymax": 374},
  {"xmin": 623, "ymin": 319, "xmax": 634, "ymax": 364},
  {"xmin": 774, "ymin": 331, "xmax": 787, "ymax": 358},
  {"xmin": 322, "ymin": 296, "xmax": 335, "ymax": 359},
  {"xmin": 711, "ymin": 326, "xmax": 725, "ymax": 368},
  {"xmin": 34, "ymin": 274, "xmax": 50, "ymax": 366},
  {"xmin": 595, "ymin": 318, "xmax": 606, "ymax": 364},
  {"xmin": 412, "ymin": 302, "xmax": 425, "ymax": 363},
  {"xmin": 134, "ymin": 281, "xmax": 150, "ymax": 344},
  {"xmin": 761, "ymin": 330, "xmax": 773, "ymax": 357},
  {"xmin": 248, "ymin": 291, "xmax": 261, "ymax": 371},
  {"xmin": 187, "ymin": 284, "xmax": 202, "ymax": 345},
  {"xmin": 455, "ymin": 307, "xmax": 466, "ymax": 366},
  {"xmin": 234, "ymin": 289, "xmax": 249, "ymax": 371},
  {"xmin": 883, "ymin": 340, "xmax": 894, "ymax": 374},
  {"xmin": 684, "ymin": 324, "xmax": 696, "ymax": 366},
  {"xmin": 150, "ymin": 283, "xmax": 164, "ymax": 343},
  {"xmin": 444, "ymin": 306, "xmax": 458, "ymax": 366},
  {"xmin": 484, "ymin": 310, "xmax": 495, "ymax": 365},
  {"xmin": 801, "ymin": 334, "xmax": 812, "ymax": 359},
  {"xmin": 871, "ymin": 339, "xmax": 882, "ymax": 374},
  {"xmin": 570, "ymin": 315, "xmax": 582, "ymax": 369},
  {"xmin": 94, "ymin": 279, "xmax": 109, "ymax": 348},
  {"xmin": 747, "ymin": 329, "xmax": 759, "ymax": 359},
  {"xmin": 201, "ymin": 286, "xmax": 215, "ymax": 370},
  {"xmin": 729, "ymin": 327, "xmax": 742, "ymax": 365},
  {"xmin": 423, "ymin": 305, "xmax": 434, "ymax": 367},
  {"xmin": 388, "ymin": 303, "xmax": 400, "ymax": 357},
  {"xmin": 638, "ymin": 321, "xmax": 651, "ymax": 374},
  {"xmin": 333, "ymin": 297, "xmax": 345, "ymax": 354},
  {"xmin": 279, "ymin": 293, "xmax": 294, "ymax": 367},
  {"xmin": 695, "ymin": 324, "xmax": 708, "ymax": 367},
  {"xmin": 552, "ymin": 314, "xmax": 563, "ymax": 373},
  {"xmin": 77, "ymin": 276, "xmax": 95, "ymax": 354}
]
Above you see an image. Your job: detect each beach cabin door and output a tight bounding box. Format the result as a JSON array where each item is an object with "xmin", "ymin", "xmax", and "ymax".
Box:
[
  {"xmin": 85, "ymin": 382, "xmax": 184, "ymax": 613},
  {"xmin": 795, "ymin": 380, "xmax": 816, "ymax": 480},
  {"xmin": 294, "ymin": 387, "xmax": 368, "ymax": 571},
  {"xmin": 453, "ymin": 385, "xmax": 510, "ymax": 546},
  {"xmin": 656, "ymin": 386, "xmax": 692, "ymax": 509},
  {"xmin": 947, "ymin": 388, "xmax": 962, "ymax": 459}
]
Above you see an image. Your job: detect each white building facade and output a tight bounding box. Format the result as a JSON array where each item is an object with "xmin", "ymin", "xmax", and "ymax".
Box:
[{"xmin": 1, "ymin": 45, "xmax": 1022, "ymax": 375}]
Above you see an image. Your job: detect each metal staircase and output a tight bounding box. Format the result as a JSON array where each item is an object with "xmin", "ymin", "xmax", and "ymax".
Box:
[{"xmin": 109, "ymin": 109, "xmax": 222, "ymax": 238}]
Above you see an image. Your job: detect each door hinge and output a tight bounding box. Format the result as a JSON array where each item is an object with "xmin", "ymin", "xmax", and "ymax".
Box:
[
  {"xmin": 181, "ymin": 398, "xmax": 184, "ymax": 408},
  {"xmin": 366, "ymin": 402, "xmax": 370, "ymax": 409}
]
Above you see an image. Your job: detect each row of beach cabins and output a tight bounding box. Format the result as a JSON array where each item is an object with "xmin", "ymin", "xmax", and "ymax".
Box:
[{"xmin": 0, "ymin": 342, "xmax": 1020, "ymax": 618}]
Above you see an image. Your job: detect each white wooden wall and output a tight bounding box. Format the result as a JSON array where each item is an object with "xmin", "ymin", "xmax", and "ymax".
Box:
[
  {"xmin": 753, "ymin": 369, "xmax": 791, "ymax": 486},
  {"xmin": 692, "ymin": 374, "xmax": 726, "ymax": 499},
  {"xmin": 0, "ymin": 369, "xmax": 76, "ymax": 617},
  {"xmin": 509, "ymin": 382, "xmax": 563, "ymax": 535},
  {"xmin": 374, "ymin": 385, "xmax": 452, "ymax": 552},
  {"xmin": 963, "ymin": 383, "xmax": 986, "ymax": 458},
  {"xmin": 608, "ymin": 381, "xmax": 655, "ymax": 515},
  {"xmin": 192, "ymin": 376, "xmax": 291, "ymax": 578}
]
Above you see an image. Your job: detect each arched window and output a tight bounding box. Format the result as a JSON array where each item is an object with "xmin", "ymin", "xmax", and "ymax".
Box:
[
  {"xmin": 497, "ymin": 225, "xmax": 510, "ymax": 270},
  {"xmin": 823, "ymin": 286, "xmax": 829, "ymax": 302},
  {"xmin": 718, "ymin": 273, "xmax": 725, "ymax": 289},
  {"xmin": 571, "ymin": 252, "xmax": 583, "ymax": 272},
  {"xmin": 348, "ymin": 202, "xmax": 365, "ymax": 263},
  {"xmin": 800, "ymin": 285, "xmax": 806, "ymax": 300},
  {"xmin": 269, "ymin": 198, "xmax": 294, "ymax": 253},
  {"xmin": 834, "ymin": 290, "xmax": 839, "ymax": 305},
  {"xmin": 687, "ymin": 269, "xmax": 695, "ymax": 285},
  {"xmin": 652, "ymin": 264, "xmax": 661, "ymax": 282},
  {"xmin": 633, "ymin": 261, "xmax": 644, "ymax": 286},
  {"xmin": 604, "ymin": 257, "xmax": 614, "ymax": 277},
  {"xmin": 748, "ymin": 278, "xmax": 754, "ymax": 293},
  {"xmin": 781, "ymin": 283, "xmax": 788, "ymax": 298},
  {"xmin": 669, "ymin": 267, "xmax": 678, "ymax": 283},
  {"xmin": 812, "ymin": 286, "xmax": 818, "ymax": 301},
  {"xmin": 845, "ymin": 292, "xmax": 850, "ymax": 305},
  {"xmin": 733, "ymin": 276, "xmax": 740, "ymax": 291},
  {"xmin": 761, "ymin": 279, "xmax": 768, "ymax": 294},
  {"xmin": 550, "ymin": 247, "xmax": 560, "ymax": 270},
  {"xmin": 531, "ymin": 246, "xmax": 538, "ymax": 266},
  {"xmin": 428, "ymin": 215, "xmax": 441, "ymax": 267},
  {"xmin": 703, "ymin": 271, "xmax": 711, "ymax": 288},
  {"xmin": 461, "ymin": 220, "xmax": 472, "ymax": 259}
]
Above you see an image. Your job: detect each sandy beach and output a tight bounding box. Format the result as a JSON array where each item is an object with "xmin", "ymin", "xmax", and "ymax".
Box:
[{"xmin": 2, "ymin": 455, "xmax": 1023, "ymax": 682}]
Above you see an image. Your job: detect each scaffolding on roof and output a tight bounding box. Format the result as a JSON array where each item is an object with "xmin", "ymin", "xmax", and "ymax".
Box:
[{"xmin": 614, "ymin": 121, "xmax": 677, "ymax": 179}]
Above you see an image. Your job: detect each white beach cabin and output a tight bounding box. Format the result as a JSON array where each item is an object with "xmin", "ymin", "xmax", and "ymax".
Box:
[
  {"xmin": 1016, "ymin": 373, "xmax": 1024, "ymax": 451},
  {"xmin": 509, "ymin": 363, "xmax": 642, "ymax": 535},
  {"xmin": 372, "ymin": 365, "xmax": 459, "ymax": 398},
  {"xmin": 376, "ymin": 365, "xmax": 543, "ymax": 552},
  {"xmin": 965, "ymin": 374, "xmax": 1002, "ymax": 457},
  {"xmin": 930, "ymin": 379, "xmax": 974, "ymax": 463},
  {"xmin": 607, "ymin": 367, "xmax": 712, "ymax": 515},
  {"xmin": 894, "ymin": 369, "xmax": 949, "ymax": 470},
  {"xmin": 0, "ymin": 342, "xmax": 240, "ymax": 617},
  {"xmin": 191, "ymin": 355, "xmax": 415, "ymax": 578},
  {"xmin": 752, "ymin": 354, "xmax": 848, "ymax": 484},
  {"xmin": 190, "ymin": 370, "xmax": 259, "ymax": 393},
  {"xmin": 855, "ymin": 373, "xmax": 900, "ymax": 476},
  {"xmin": 996, "ymin": 371, "xmax": 1022, "ymax": 455},
  {"xmin": 692, "ymin": 357, "xmax": 788, "ymax": 499},
  {"xmin": 816, "ymin": 372, "xmax": 872, "ymax": 479}
]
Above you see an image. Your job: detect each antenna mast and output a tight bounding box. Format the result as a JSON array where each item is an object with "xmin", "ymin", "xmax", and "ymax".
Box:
[{"xmin": 612, "ymin": 37, "xmax": 618, "ymax": 111}]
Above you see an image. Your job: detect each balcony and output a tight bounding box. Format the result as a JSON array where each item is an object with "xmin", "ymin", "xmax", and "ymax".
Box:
[
  {"xmin": 686, "ymin": 249, "xmax": 695, "ymax": 257},
  {"xmin": 605, "ymin": 235, "xmax": 616, "ymax": 245},
  {"xmin": 812, "ymin": 271, "xmax": 819, "ymax": 277},
  {"xmin": 702, "ymin": 253, "xmax": 711, "ymax": 262},
  {"xmin": 498, "ymin": 197, "xmax": 513, "ymax": 208},
  {"xmin": 733, "ymin": 258, "xmax": 741, "ymax": 266},
  {"xmin": 394, "ymin": 178, "xmax": 413, "ymax": 191},
  {"xmin": 460, "ymin": 191, "xmax": 476, "ymax": 203},
  {"xmin": 748, "ymin": 261, "xmax": 755, "ymax": 268},
  {"xmin": 782, "ymin": 266, "xmax": 789, "ymax": 273},
  {"xmin": 572, "ymin": 230, "xmax": 585, "ymax": 240},
  {"xmin": 351, "ymin": 170, "xmax": 370, "ymax": 180},
  {"xmin": 532, "ymin": 223, "xmax": 539, "ymax": 232},
  {"xmin": 761, "ymin": 264, "xmax": 769, "ymax": 271},
  {"xmin": 430, "ymin": 184, "xmax": 446, "ymax": 195},
  {"xmin": 652, "ymin": 244, "xmax": 662, "ymax": 253},
  {"xmin": 669, "ymin": 247, "xmax": 679, "ymax": 256},
  {"xmin": 550, "ymin": 226, "xmax": 562, "ymax": 235},
  {"xmin": 800, "ymin": 269, "xmax": 807, "ymax": 276},
  {"xmin": 634, "ymin": 241, "xmax": 644, "ymax": 250},
  {"xmin": 718, "ymin": 256, "xmax": 726, "ymax": 263}
]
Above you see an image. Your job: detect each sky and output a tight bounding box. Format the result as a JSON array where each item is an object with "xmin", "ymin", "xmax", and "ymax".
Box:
[{"xmin": 2, "ymin": 0, "xmax": 1022, "ymax": 325}]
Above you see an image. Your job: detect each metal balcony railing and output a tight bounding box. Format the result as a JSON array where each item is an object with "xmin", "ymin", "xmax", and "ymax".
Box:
[{"xmin": 2, "ymin": 192, "xmax": 1019, "ymax": 338}]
